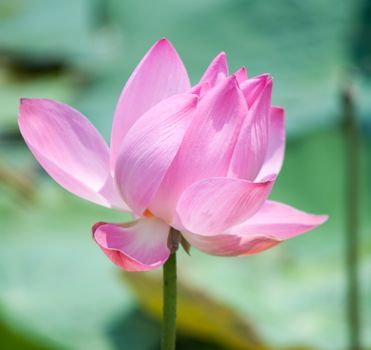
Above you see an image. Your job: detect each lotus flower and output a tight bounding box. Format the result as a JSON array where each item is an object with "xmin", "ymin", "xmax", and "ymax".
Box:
[{"xmin": 18, "ymin": 38, "xmax": 327, "ymax": 272}]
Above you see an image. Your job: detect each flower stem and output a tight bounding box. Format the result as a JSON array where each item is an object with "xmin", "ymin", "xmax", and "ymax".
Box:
[
  {"xmin": 342, "ymin": 81, "xmax": 361, "ymax": 350},
  {"xmin": 161, "ymin": 252, "xmax": 177, "ymax": 350}
]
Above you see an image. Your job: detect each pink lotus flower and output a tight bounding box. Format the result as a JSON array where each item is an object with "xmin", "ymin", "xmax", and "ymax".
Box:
[{"xmin": 18, "ymin": 38, "xmax": 327, "ymax": 272}]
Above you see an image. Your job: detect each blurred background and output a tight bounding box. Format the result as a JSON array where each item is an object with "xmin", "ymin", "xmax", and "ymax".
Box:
[{"xmin": 0, "ymin": 0, "xmax": 370, "ymax": 349}]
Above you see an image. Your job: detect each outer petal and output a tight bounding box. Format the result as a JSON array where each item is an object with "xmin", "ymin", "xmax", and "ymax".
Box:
[
  {"xmin": 18, "ymin": 98, "xmax": 127, "ymax": 209},
  {"xmin": 93, "ymin": 217, "xmax": 170, "ymax": 272},
  {"xmin": 180, "ymin": 231, "xmax": 243, "ymax": 256},
  {"xmin": 110, "ymin": 38, "xmax": 191, "ymax": 167},
  {"xmin": 240, "ymin": 74, "xmax": 270, "ymax": 106},
  {"xmin": 199, "ymin": 52, "xmax": 229, "ymax": 87},
  {"xmin": 115, "ymin": 94, "xmax": 198, "ymax": 215},
  {"xmin": 180, "ymin": 231, "xmax": 280, "ymax": 257},
  {"xmin": 181, "ymin": 201, "xmax": 327, "ymax": 257},
  {"xmin": 226, "ymin": 200, "xmax": 328, "ymax": 240},
  {"xmin": 256, "ymin": 107, "xmax": 285, "ymax": 180},
  {"xmin": 149, "ymin": 77, "xmax": 247, "ymax": 222},
  {"xmin": 175, "ymin": 176, "xmax": 275, "ymax": 235},
  {"xmin": 228, "ymin": 80, "xmax": 272, "ymax": 180}
]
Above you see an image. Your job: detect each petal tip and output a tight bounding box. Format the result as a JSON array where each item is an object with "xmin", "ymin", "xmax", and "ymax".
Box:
[
  {"xmin": 317, "ymin": 214, "xmax": 329, "ymax": 225},
  {"xmin": 218, "ymin": 51, "xmax": 227, "ymax": 59},
  {"xmin": 153, "ymin": 37, "xmax": 177, "ymax": 53},
  {"xmin": 19, "ymin": 97, "xmax": 36, "ymax": 113},
  {"xmin": 19, "ymin": 97, "xmax": 28, "ymax": 105},
  {"xmin": 272, "ymin": 106, "xmax": 285, "ymax": 116},
  {"xmin": 258, "ymin": 173, "xmax": 277, "ymax": 183},
  {"xmin": 156, "ymin": 37, "xmax": 172, "ymax": 46},
  {"xmin": 224, "ymin": 74, "xmax": 239, "ymax": 88},
  {"xmin": 210, "ymin": 51, "xmax": 226, "ymax": 61}
]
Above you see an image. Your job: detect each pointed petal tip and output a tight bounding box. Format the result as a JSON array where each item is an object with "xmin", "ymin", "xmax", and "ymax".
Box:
[
  {"xmin": 265, "ymin": 77, "xmax": 273, "ymax": 88},
  {"xmin": 20, "ymin": 97, "xmax": 49, "ymax": 105},
  {"xmin": 216, "ymin": 51, "xmax": 226, "ymax": 59},
  {"xmin": 19, "ymin": 97, "xmax": 28, "ymax": 105},
  {"xmin": 216, "ymin": 51, "xmax": 228, "ymax": 68},
  {"xmin": 257, "ymin": 73, "xmax": 270, "ymax": 79},
  {"xmin": 150, "ymin": 37, "xmax": 179, "ymax": 56},
  {"xmin": 233, "ymin": 66, "xmax": 248, "ymax": 84},
  {"xmin": 156, "ymin": 37, "xmax": 172, "ymax": 47},
  {"xmin": 316, "ymin": 214, "xmax": 329, "ymax": 225},
  {"xmin": 19, "ymin": 97, "xmax": 35, "ymax": 105},
  {"xmin": 236, "ymin": 66, "xmax": 247, "ymax": 75},
  {"xmin": 199, "ymin": 51, "xmax": 229, "ymax": 86},
  {"xmin": 252, "ymin": 73, "xmax": 272, "ymax": 86},
  {"xmin": 153, "ymin": 38, "xmax": 179, "ymax": 54},
  {"xmin": 273, "ymin": 106, "xmax": 285, "ymax": 123},
  {"xmin": 222, "ymin": 74, "xmax": 239, "ymax": 89},
  {"xmin": 272, "ymin": 105, "xmax": 285, "ymax": 114},
  {"xmin": 210, "ymin": 51, "xmax": 228, "ymax": 71},
  {"xmin": 19, "ymin": 97, "xmax": 38, "ymax": 112}
]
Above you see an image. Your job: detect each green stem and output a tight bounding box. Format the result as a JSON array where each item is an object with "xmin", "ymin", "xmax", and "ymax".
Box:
[
  {"xmin": 161, "ymin": 252, "xmax": 177, "ymax": 350},
  {"xmin": 342, "ymin": 82, "xmax": 361, "ymax": 350}
]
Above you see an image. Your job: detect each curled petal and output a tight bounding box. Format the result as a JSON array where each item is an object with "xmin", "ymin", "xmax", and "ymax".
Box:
[
  {"xmin": 115, "ymin": 94, "xmax": 198, "ymax": 215},
  {"xmin": 181, "ymin": 231, "xmax": 279, "ymax": 257},
  {"xmin": 93, "ymin": 217, "xmax": 170, "ymax": 272},
  {"xmin": 181, "ymin": 201, "xmax": 327, "ymax": 257},
  {"xmin": 18, "ymin": 98, "xmax": 127, "ymax": 210},
  {"xmin": 110, "ymin": 38, "xmax": 191, "ymax": 167},
  {"xmin": 226, "ymin": 200, "xmax": 328, "ymax": 240},
  {"xmin": 181, "ymin": 231, "xmax": 242, "ymax": 256},
  {"xmin": 175, "ymin": 176, "xmax": 275, "ymax": 235},
  {"xmin": 199, "ymin": 52, "xmax": 229, "ymax": 87}
]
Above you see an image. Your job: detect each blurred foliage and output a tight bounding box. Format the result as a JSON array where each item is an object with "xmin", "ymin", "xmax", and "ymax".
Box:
[
  {"xmin": 1, "ymin": 0, "xmax": 371, "ymax": 349},
  {"xmin": 124, "ymin": 272, "xmax": 266, "ymax": 350},
  {"xmin": 0, "ymin": 0, "xmax": 368, "ymax": 137},
  {"xmin": 352, "ymin": 0, "xmax": 371, "ymax": 77},
  {"xmin": 0, "ymin": 314, "xmax": 55, "ymax": 350}
]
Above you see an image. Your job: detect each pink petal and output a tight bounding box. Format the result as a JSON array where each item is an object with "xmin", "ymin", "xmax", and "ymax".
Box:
[
  {"xmin": 181, "ymin": 200, "xmax": 327, "ymax": 257},
  {"xmin": 227, "ymin": 200, "xmax": 328, "ymax": 240},
  {"xmin": 93, "ymin": 217, "xmax": 170, "ymax": 272},
  {"xmin": 115, "ymin": 93, "xmax": 198, "ymax": 215},
  {"xmin": 180, "ymin": 231, "xmax": 243, "ymax": 256},
  {"xmin": 149, "ymin": 77, "xmax": 247, "ymax": 222},
  {"xmin": 18, "ymin": 98, "xmax": 127, "ymax": 210},
  {"xmin": 190, "ymin": 81, "xmax": 210, "ymax": 98},
  {"xmin": 175, "ymin": 176, "xmax": 275, "ymax": 235},
  {"xmin": 240, "ymin": 74, "xmax": 270, "ymax": 106},
  {"xmin": 228, "ymin": 80, "xmax": 272, "ymax": 180},
  {"xmin": 233, "ymin": 66, "xmax": 248, "ymax": 84},
  {"xmin": 110, "ymin": 38, "xmax": 191, "ymax": 168},
  {"xmin": 181, "ymin": 230, "xmax": 280, "ymax": 257},
  {"xmin": 199, "ymin": 52, "xmax": 229, "ymax": 87},
  {"xmin": 256, "ymin": 107, "xmax": 285, "ymax": 180}
]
